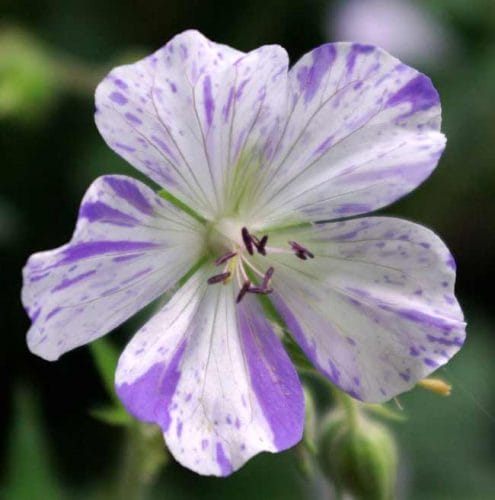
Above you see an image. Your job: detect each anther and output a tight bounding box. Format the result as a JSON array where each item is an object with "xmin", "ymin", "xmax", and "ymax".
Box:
[
  {"xmin": 241, "ymin": 227, "xmax": 254, "ymax": 255},
  {"xmin": 247, "ymin": 286, "xmax": 273, "ymax": 295},
  {"xmin": 207, "ymin": 272, "xmax": 231, "ymax": 284},
  {"xmin": 254, "ymin": 235, "xmax": 268, "ymax": 256},
  {"xmin": 215, "ymin": 251, "xmax": 237, "ymax": 266},
  {"xmin": 236, "ymin": 280, "xmax": 251, "ymax": 303},
  {"xmin": 261, "ymin": 266, "xmax": 274, "ymax": 288},
  {"xmin": 289, "ymin": 241, "xmax": 314, "ymax": 260}
]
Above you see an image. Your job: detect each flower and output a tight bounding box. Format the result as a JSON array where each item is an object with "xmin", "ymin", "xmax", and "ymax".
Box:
[
  {"xmin": 22, "ymin": 30, "xmax": 466, "ymax": 476},
  {"xmin": 331, "ymin": 0, "xmax": 451, "ymax": 65}
]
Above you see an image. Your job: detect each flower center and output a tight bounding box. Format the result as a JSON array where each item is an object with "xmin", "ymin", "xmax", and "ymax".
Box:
[{"xmin": 206, "ymin": 219, "xmax": 314, "ymax": 304}]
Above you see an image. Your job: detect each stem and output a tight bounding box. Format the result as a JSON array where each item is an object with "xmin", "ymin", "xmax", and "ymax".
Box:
[
  {"xmin": 339, "ymin": 392, "xmax": 359, "ymax": 432},
  {"xmin": 115, "ymin": 426, "xmax": 150, "ymax": 500},
  {"xmin": 114, "ymin": 423, "xmax": 167, "ymax": 500}
]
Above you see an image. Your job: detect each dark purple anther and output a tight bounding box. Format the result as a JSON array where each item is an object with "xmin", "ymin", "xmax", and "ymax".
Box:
[
  {"xmin": 247, "ymin": 287, "xmax": 273, "ymax": 295},
  {"xmin": 241, "ymin": 227, "xmax": 254, "ymax": 255},
  {"xmin": 256, "ymin": 235, "xmax": 268, "ymax": 256},
  {"xmin": 215, "ymin": 251, "xmax": 237, "ymax": 266},
  {"xmin": 207, "ymin": 272, "xmax": 231, "ymax": 284},
  {"xmin": 251, "ymin": 234, "xmax": 269, "ymax": 255},
  {"xmin": 289, "ymin": 241, "xmax": 314, "ymax": 260},
  {"xmin": 262, "ymin": 266, "xmax": 274, "ymax": 288},
  {"xmin": 236, "ymin": 280, "xmax": 251, "ymax": 303}
]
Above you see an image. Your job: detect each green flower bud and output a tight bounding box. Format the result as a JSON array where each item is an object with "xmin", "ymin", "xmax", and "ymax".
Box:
[
  {"xmin": 318, "ymin": 411, "xmax": 398, "ymax": 500},
  {"xmin": 0, "ymin": 27, "xmax": 58, "ymax": 123},
  {"xmin": 303, "ymin": 386, "xmax": 318, "ymax": 453}
]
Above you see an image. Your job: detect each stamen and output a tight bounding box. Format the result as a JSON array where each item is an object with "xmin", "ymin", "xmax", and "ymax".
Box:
[
  {"xmin": 207, "ymin": 272, "xmax": 231, "ymax": 284},
  {"xmin": 262, "ymin": 266, "xmax": 274, "ymax": 288},
  {"xmin": 289, "ymin": 240, "xmax": 314, "ymax": 260},
  {"xmin": 236, "ymin": 280, "xmax": 251, "ymax": 303},
  {"xmin": 241, "ymin": 227, "xmax": 254, "ymax": 255},
  {"xmin": 215, "ymin": 251, "xmax": 237, "ymax": 266},
  {"xmin": 241, "ymin": 255, "xmax": 265, "ymax": 279},
  {"xmin": 247, "ymin": 286, "xmax": 273, "ymax": 295},
  {"xmin": 255, "ymin": 235, "xmax": 269, "ymax": 255}
]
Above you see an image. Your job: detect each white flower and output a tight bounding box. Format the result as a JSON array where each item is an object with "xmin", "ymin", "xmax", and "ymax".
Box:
[{"xmin": 22, "ymin": 30, "xmax": 465, "ymax": 476}]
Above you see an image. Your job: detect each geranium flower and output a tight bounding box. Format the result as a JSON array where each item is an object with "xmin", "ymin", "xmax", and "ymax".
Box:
[{"xmin": 22, "ymin": 30, "xmax": 465, "ymax": 476}]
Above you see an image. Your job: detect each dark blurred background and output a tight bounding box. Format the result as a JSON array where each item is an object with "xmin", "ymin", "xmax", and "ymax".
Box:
[{"xmin": 1, "ymin": 0, "xmax": 495, "ymax": 498}]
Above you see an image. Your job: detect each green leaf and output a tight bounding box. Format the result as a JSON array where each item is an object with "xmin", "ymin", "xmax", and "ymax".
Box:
[
  {"xmin": 158, "ymin": 189, "xmax": 206, "ymax": 224},
  {"xmin": 90, "ymin": 405, "xmax": 133, "ymax": 427},
  {"xmin": 89, "ymin": 337, "xmax": 120, "ymax": 403},
  {"xmin": 4, "ymin": 386, "xmax": 63, "ymax": 500}
]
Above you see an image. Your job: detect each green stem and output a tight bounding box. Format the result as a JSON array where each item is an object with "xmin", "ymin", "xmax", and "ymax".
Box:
[
  {"xmin": 115, "ymin": 426, "xmax": 151, "ymax": 500},
  {"xmin": 340, "ymin": 392, "xmax": 359, "ymax": 432}
]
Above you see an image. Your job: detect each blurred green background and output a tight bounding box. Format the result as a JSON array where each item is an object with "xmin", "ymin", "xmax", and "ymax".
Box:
[{"xmin": 1, "ymin": 0, "xmax": 494, "ymax": 498}]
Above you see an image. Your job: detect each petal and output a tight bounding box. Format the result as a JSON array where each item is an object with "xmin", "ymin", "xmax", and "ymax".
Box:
[
  {"xmin": 22, "ymin": 175, "xmax": 204, "ymax": 360},
  {"xmin": 116, "ymin": 267, "xmax": 304, "ymax": 476},
  {"xmin": 250, "ymin": 42, "xmax": 445, "ymax": 226},
  {"xmin": 95, "ymin": 30, "xmax": 288, "ymax": 219},
  {"xmin": 258, "ymin": 217, "xmax": 465, "ymax": 402}
]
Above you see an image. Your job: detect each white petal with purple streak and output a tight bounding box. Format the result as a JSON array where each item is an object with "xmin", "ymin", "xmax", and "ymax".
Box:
[
  {"xmin": 22, "ymin": 175, "xmax": 204, "ymax": 360},
  {"xmin": 250, "ymin": 42, "xmax": 445, "ymax": 226},
  {"xmin": 256, "ymin": 217, "xmax": 465, "ymax": 402},
  {"xmin": 116, "ymin": 267, "xmax": 304, "ymax": 476},
  {"xmin": 95, "ymin": 30, "xmax": 288, "ymax": 219}
]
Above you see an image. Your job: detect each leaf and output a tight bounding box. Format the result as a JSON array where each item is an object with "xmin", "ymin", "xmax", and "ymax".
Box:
[
  {"xmin": 89, "ymin": 337, "xmax": 120, "ymax": 403},
  {"xmin": 90, "ymin": 405, "xmax": 133, "ymax": 427},
  {"xmin": 4, "ymin": 386, "xmax": 63, "ymax": 500}
]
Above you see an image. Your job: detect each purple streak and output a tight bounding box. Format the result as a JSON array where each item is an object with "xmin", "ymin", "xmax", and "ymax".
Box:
[
  {"xmin": 386, "ymin": 74, "xmax": 439, "ymax": 118},
  {"xmin": 215, "ymin": 443, "xmax": 233, "ymax": 476},
  {"xmin": 58, "ymin": 241, "xmax": 159, "ymax": 265},
  {"xmin": 117, "ymin": 340, "xmax": 187, "ymax": 431},
  {"xmin": 203, "ymin": 75, "xmax": 215, "ymax": 127},
  {"xmin": 238, "ymin": 303, "xmax": 303, "ymax": 451},
  {"xmin": 298, "ymin": 44, "xmax": 337, "ymax": 104},
  {"xmin": 104, "ymin": 176, "xmax": 154, "ymax": 215}
]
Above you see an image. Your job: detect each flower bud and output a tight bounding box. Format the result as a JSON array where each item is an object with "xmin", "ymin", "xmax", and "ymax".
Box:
[
  {"xmin": 0, "ymin": 28, "xmax": 57, "ymax": 122},
  {"xmin": 318, "ymin": 411, "xmax": 398, "ymax": 500}
]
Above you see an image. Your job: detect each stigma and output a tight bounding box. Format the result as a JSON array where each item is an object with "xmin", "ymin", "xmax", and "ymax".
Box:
[{"xmin": 206, "ymin": 225, "xmax": 314, "ymax": 304}]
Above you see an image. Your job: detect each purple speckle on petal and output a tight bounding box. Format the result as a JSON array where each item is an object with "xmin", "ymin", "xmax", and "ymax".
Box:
[
  {"xmin": 216, "ymin": 443, "xmax": 233, "ymax": 476},
  {"xmin": 46, "ymin": 306, "xmax": 63, "ymax": 320},
  {"xmin": 29, "ymin": 307, "xmax": 41, "ymax": 322},
  {"xmin": 124, "ymin": 112, "xmax": 142, "ymax": 125},
  {"xmin": 334, "ymin": 203, "xmax": 371, "ymax": 215},
  {"xmin": 409, "ymin": 346, "xmax": 420, "ymax": 356},
  {"xmin": 446, "ymin": 255, "xmax": 456, "ymax": 270},
  {"xmin": 110, "ymin": 91, "xmax": 128, "ymax": 105},
  {"xmin": 423, "ymin": 357, "xmax": 439, "ymax": 368},
  {"xmin": 114, "ymin": 78, "xmax": 128, "ymax": 90},
  {"xmin": 202, "ymin": 75, "xmax": 214, "ymax": 127}
]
